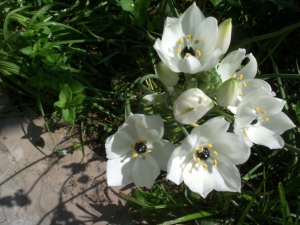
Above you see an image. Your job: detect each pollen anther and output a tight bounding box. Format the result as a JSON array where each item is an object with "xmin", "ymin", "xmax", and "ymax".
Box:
[
  {"xmin": 186, "ymin": 35, "xmax": 192, "ymax": 39},
  {"xmin": 260, "ymin": 109, "xmax": 267, "ymax": 114},
  {"xmin": 196, "ymin": 157, "xmax": 200, "ymax": 163},
  {"xmin": 136, "ymin": 139, "xmax": 141, "ymax": 143},
  {"xmin": 176, "ymin": 48, "xmax": 181, "ymax": 53},
  {"xmin": 239, "ymin": 74, "xmax": 243, "ymax": 80},
  {"xmin": 142, "ymin": 155, "xmax": 146, "ymax": 160},
  {"xmin": 243, "ymin": 131, "xmax": 247, "ymax": 137},
  {"xmin": 232, "ymin": 73, "xmax": 237, "ymax": 78},
  {"xmin": 239, "ymin": 91, "xmax": 243, "ymax": 96},
  {"xmin": 142, "ymin": 140, "xmax": 147, "ymax": 144},
  {"xmin": 198, "ymin": 147, "xmax": 204, "ymax": 153},
  {"xmin": 203, "ymin": 164, "xmax": 208, "ymax": 169},
  {"xmin": 185, "ymin": 53, "xmax": 191, "ymax": 57},
  {"xmin": 130, "ymin": 144, "xmax": 134, "ymax": 148},
  {"xmin": 147, "ymin": 149, "xmax": 152, "ymax": 154},
  {"xmin": 178, "ymin": 38, "xmax": 184, "ymax": 45},
  {"xmin": 207, "ymin": 144, "xmax": 212, "ymax": 148},
  {"xmin": 212, "ymin": 151, "xmax": 218, "ymax": 156},
  {"xmin": 242, "ymin": 82, "xmax": 247, "ymax": 87},
  {"xmin": 213, "ymin": 159, "xmax": 217, "ymax": 165},
  {"xmin": 196, "ymin": 50, "xmax": 201, "ymax": 57},
  {"xmin": 194, "ymin": 40, "xmax": 199, "ymax": 44},
  {"xmin": 254, "ymin": 107, "xmax": 259, "ymax": 112},
  {"xmin": 264, "ymin": 117, "xmax": 269, "ymax": 122},
  {"xmin": 132, "ymin": 153, "xmax": 138, "ymax": 158}
]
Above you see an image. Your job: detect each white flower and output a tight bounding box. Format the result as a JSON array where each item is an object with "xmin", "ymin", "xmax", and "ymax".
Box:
[
  {"xmin": 173, "ymin": 88, "xmax": 214, "ymax": 124},
  {"xmin": 154, "ymin": 2, "xmax": 230, "ymax": 74},
  {"xmin": 235, "ymin": 88, "xmax": 296, "ymax": 149},
  {"xmin": 167, "ymin": 117, "xmax": 250, "ymax": 198},
  {"xmin": 156, "ymin": 61, "xmax": 179, "ymax": 87},
  {"xmin": 105, "ymin": 114, "xmax": 175, "ymax": 189},
  {"xmin": 217, "ymin": 49, "xmax": 271, "ymax": 110}
]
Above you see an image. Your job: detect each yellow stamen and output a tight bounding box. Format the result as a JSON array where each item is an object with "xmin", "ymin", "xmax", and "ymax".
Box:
[
  {"xmin": 142, "ymin": 155, "xmax": 146, "ymax": 160},
  {"xmin": 264, "ymin": 117, "xmax": 269, "ymax": 122},
  {"xmin": 239, "ymin": 91, "xmax": 243, "ymax": 96},
  {"xmin": 198, "ymin": 147, "xmax": 204, "ymax": 153},
  {"xmin": 195, "ymin": 157, "xmax": 200, "ymax": 163},
  {"xmin": 194, "ymin": 40, "xmax": 199, "ymax": 44},
  {"xmin": 239, "ymin": 74, "xmax": 243, "ymax": 80},
  {"xmin": 260, "ymin": 109, "xmax": 267, "ymax": 114},
  {"xmin": 132, "ymin": 153, "xmax": 138, "ymax": 158},
  {"xmin": 243, "ymin": 131, "xmax": 247, "ymax": 137},
  {"xmin": 176, "ymin": 48, "xmax": 181, "ymax": 53},
  {"xmin": 185, "ymin": 53, "xmax": 191, "ymax": 57},
  {"xmin": 191, "ymin": 123, "xmax": 199, "ymax": 127},
  {"xmin": 232, "ymin": 73, "xmax": 237, "ymax": 78},
  {"xmin": 196, "ymin": 50, "xmax": 201, "ymax": 57},
  {"xmin": 136, "ymin": 139, "xmax": 141, "ymax": 143},
  {"xmin": 147, "ymin": 149, "xmax": 152, "ymax": 154},
  {"xmin": 186, "ymin": 34, "xmax": 192, "ymax": 39},
  {"xmin": 212, "ymin": 151, "xmax": 218, "ymax": 156},
  {"xmin": 203, "ymin": 164, "xmax": 208, "ymax": 169},
  {"xmin": 207, "ymin": 144, "xmax": 213, "ymax": 148},
  {"xmin": 178, "ymin": 38, "xmax": 184, "ymax": 45},
  {"xmin": 254, "ymin": 107, "xmax": 259, "ymax": 112},
  {"xmin": 142, "ymin": 140, "xmax": 147, "ymax": 144},
  {"xmin": 213, "ymin": 159, "xmax": 217, "ymax": 165},
  {"xmin": 242, "ymin": 82, "xmax": 247, "ymax": 87},
  {"xmin": 130, "ymin": 144, "xmax": 134, "ymax": 148}
]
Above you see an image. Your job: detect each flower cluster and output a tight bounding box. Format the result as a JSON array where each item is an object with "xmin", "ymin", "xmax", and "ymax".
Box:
[{"xmin": 105, "ymin": 3, "xmax": 296, "ymax": 198}]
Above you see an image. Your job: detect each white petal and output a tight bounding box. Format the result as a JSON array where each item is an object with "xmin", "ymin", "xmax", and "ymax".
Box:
[
  {"xmin": 167, "ymin": 146, "xmax": 188, "ymax": 185},
  {"xmin": 180, "ymin": 2, "xmax": 205, "ymax": 37},
  {"xmin": 254, "ymin": 96, "xmax": 286, "ymax": 116},
  {"xmin": 194, "ymin": 17, "xmax": 218, "ymax": 55},
  {"xmin": 217, "ymin": 48, "xmax": 246, "ymax": 81},
  {"xmin": 149, "ymin": 139, "xmax": 176, "ymax": 171},
  {"xmin": 246, "ymin": 126, "xmax": 285, "ymax": 149},
  {"xmin": 234, "ymin": 123, "xmax": 253, "ymax": 147},
  {"xmin": 183, "ymin": 161, "xmax": 215, "ymax": 198},
  {"xmin": 236, "ymin": 53, "xmax": 257, "ymax": 80},
  {"xmin": 134, "ymin": 114, "xmax": 164, "ymax": 144},
  {"xmin": 214, "ymin": 163, "xmax": 241, "ymax": 193},
  {"xmin": 191, "ymin": 117, "xmax": 230, "ymax": 142},
  {"xmin": 216, "ymin": 18, "xmax": 232, "ymax": 54},
  {"xmin": 132, "ymin": 154, "xmax": 160, "ymax": 189},
  {"xmin": 106, "ymin": 154, "xmax": 135, "ymax": 186},
  {"xmin": 239, "ymin": 79, "xmax": 271, "ymax": 99},
  {"xmin": 236, "ymin": 101, "xmax": 256, "ymax": 127},
  {"xmin": 209, "ymin": 133, "xmax": 251, "ymax": 165},
  {"xmin": 260, "ymin": 112, "xmax": 296, "ymax": 135},
  {"xmin": 105, "ymin": 131, "xmax": 135, "ymax": 159},
  {"xmin": 200, "ymin": 48, "xmax": 222, "ymax": 71},
  {"xmin": 177, "ymin": 56, "xmax": 201, "ymax": 74}
]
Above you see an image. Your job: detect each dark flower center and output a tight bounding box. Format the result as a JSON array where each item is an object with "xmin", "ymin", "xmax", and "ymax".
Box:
[
  {"xmin": 181, "ymin": 46, "xmax": 195, "ymax": 58},
  {"xmin": 134, "ymin": 142, "xmax": 147, "ymax": 154},
  {"xmin": 196, "ymin": 147, "xmax": 210, "ymax": 160},
  {"xmin": 250, "ymin": 119, "xmax": 258, "ymax": 125}
]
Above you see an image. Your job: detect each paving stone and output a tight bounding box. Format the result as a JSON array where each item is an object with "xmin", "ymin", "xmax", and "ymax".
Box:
[{"xmin": 0, "ymin": 109, "xmax": 138, "ymax": 224}]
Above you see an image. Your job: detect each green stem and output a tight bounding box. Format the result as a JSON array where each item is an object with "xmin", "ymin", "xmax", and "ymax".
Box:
[
  {"xmin": 284, "ymin": 143, "xmax": 300, "ymax": 154},
  {"xmin": 258, "ymin": 74, "xmax": 300, "ymax": 79},
  {"xmin": 211, "ymin": 106, "xmax": 234, "ymax": 121},
  {"xmin": 176, "ymin": 121, "xmax": 189, "ymax": 137}
]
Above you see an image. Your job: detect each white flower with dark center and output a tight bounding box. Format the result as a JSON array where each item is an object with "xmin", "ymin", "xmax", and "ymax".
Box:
[
  {"xmin": 217, "ymin": 49, "xmax": 271, "ymax": 110},
  {"xmin": 173, "ymin": 88, "xmax": 214, "ymax": 124},
  {"xmin": 167, "ymin": 117, "xmax": 250, "ymax": 198},
  {"xmin": 105, "ymin": 114, "xmax": 175, "ymax": 189},
  {"xmin": 235, "ymin": 88, "xmax": 296, "ymax": 149},
  {"xmin": 154, "ymin": 3, "xmax": 231, "ymax": 74}
]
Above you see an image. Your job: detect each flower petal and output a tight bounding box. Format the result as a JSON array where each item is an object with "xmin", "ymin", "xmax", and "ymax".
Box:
[
  {"xmin": 134, "ymin": 114, "xmax": 164, "ymax": 144},
  {"xmin": 214, "ymin": 163, "xmax": 241, "ymax": 193},
  {"xmin": 180, "ymin": 2, "xmax": 205, "ymax": 37},
  {"xmin": 149, "ymin": 139, "xmax": 176, "ymax": 171},
  {"xmin": 106, "ymin": 153, "xmax": 135, "ymax": 186},
  {"xmin": 253, "ymin": 96, "xmax": 286, "ymax": 116},
  {"xmin": 200, "ymin": 48, "xmax": 223, "ymax": 72},
  {"xmin": 236, "ymin": 101, "xmax": 256, "ymax": 127},
  {"xmin": 217, "ymin": 48, "xmax": 246, "ymax": 81},
  {"xmin": 177, "ymin": 56, "xmax": 202, "ymax": 74},
  {"xmin": 216, "ymin": 18, "xmax": 232, "ymax": 54},
  {"xmin": 105, "ymin": 131, "xmax": 135, "ymax": 159},
  {"xmin": 182, "ymin": 161, "xmax": 215, "ymax": 198},
  {"xmin": 236, "ymin": 53, "xmax": 257, "ymax": 80},
  {"xmin": 246, "ymin": 126, "xmax": 285, "ymax": 149},
  {"xmin": 259, "ymin": 112, "xmax": 296, "ymax": 135},
  {"xmin": 167, "ymin": 146, "xmax": 188, "ymax": 185},
  {"xmin": 238, "ymin": 79, "xmax": 271, "ymax": 100},
  {"xmin": 132, "ymin": 154, "xmax": 160, "ymax": 189}
]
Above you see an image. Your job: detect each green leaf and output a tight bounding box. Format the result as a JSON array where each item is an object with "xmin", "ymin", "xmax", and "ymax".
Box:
[
  {"xmin": 20, "ymin": 46, "xmax": 33, "ymax": 55},
  {"xmin": 70, "ymin": 80, "xmax": 84, "ymax": 94},
  {"xmin": 118, "ymin": 0, "xmax": 135, "ymax": 12},
  {"xmin": 163, "ymin": 211, "xmax": 213, "ymax": 225},
  {"xmin": 22, "ymin": 29, "xmax": 36, "ymax": 37},
  {"xmin": 62, "ymin": 107, "xmax": 75, "ymax": 125},
  {"xmin": 72, "ymin": 94, "xmax": 85, "ymax": 106},
  {"xmin": 210, "ymin": 0, "xmax": 223, "ymax": 7},
  {"xmin": 59, "ymin": 84, "xmax": 72, "ymax": 104},
  {"xmin": 133, "ymin": 0, "xmax": 151, "ymax": 26},
  {"xmin": 54, "ymin": 100, "xmax": 66, "ymax": 108}
]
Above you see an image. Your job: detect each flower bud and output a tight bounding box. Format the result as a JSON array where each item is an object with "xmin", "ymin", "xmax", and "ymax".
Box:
[
  {"xmin": 216, "ymin": 18, "xmax": 232, "ymax": 54},
  {"xmin": 184, "ymin": 77, "xmax": 198, "ymax": 90},
  {"xmin": 216, "ymin": 78, "xmax": 238, "ymax": 107},
  {"xmin": 156, "ymin": 61, "xmax": 179, "ymax": 87},
  {"xmin": 173, "ymin": 88, "xmax": 214, "ymax": 124}
]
